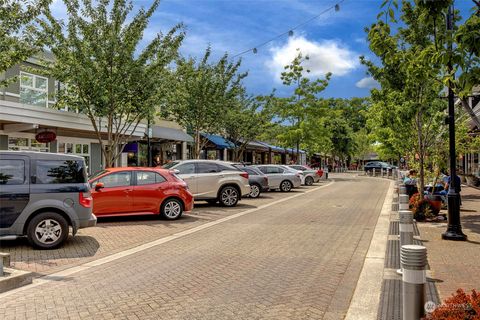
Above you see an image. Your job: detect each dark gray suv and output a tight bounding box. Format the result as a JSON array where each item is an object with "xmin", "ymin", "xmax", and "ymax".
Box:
[{"xmin": 0, "ymin": 151, "xmax": 96, "ymax": 249}]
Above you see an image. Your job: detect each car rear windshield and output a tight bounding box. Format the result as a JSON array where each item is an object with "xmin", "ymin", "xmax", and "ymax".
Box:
[
  {"xmin": 36, "ymin": 160, "xmax": 87, "ymax": 184},
  {"xmin": 162, "ymin": 161, "xmax": 180, "ymax": 169}
]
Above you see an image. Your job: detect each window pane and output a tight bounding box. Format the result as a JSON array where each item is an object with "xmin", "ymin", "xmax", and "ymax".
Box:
[
  {"xmin": 8, "ymin": 137, "xmax": 28, "ymax": 148},
  {"xmin": 162, "ymin": 161, "xmax": 179, "ymax": 169},
  {"xmin": 197, "ymin": 162, "xmax": 218, "ymax": 173},
  {"xmin": 83, "ymin": 144, "xmax": 89, "ymax": 154},
  {"xmin": 58, "ymin": 143, "xmax": 65, "ymax": 153},
  {"xmin": 20, "ymin": 73, "xmax": 33, "ymax": 87},
  {"xmin": 0, "ymin": 160, "xmax": 25, "ymax": 185},
  {"xmin": 30, "ymin": 140, "xmax": 49, "ymax": 151},
  {"xmin": 137, "ymin": 171, "xmax": 156, "ymax": 185},
  {"xmin": 99, "ymin": 172, "xmax": 131, "ymax": 188},
  {"xmin": 36, "ymin": 160, "xmax": 86, "ymax": 184},
  {"xmin": 20, "ymin": 87, "xmax": 47, "ymax": 108},
  {"xmin": 155, "ymin": 173, "xmax": 166, "ymax": 183},
  {"xmin": 75, "ymin": 144, "xmax": 82, "ymax": 153},
  {"xmin": 66, "ymin": 143, "xmax": 73, "ymax": 153},
  {"xmin": 176, "ymin": 163, "xmax": 195, "ymax": 174},
  {"xmin": 35, "ymin": 77, "xmax": 47, "ymax": 89},
  {"xmin": 257, "ymin": 167, "xmax": 267, "ymax": 174}
]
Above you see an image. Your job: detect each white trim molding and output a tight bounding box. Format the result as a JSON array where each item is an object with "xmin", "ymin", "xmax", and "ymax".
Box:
[{"xmin": 0, "ymin": 99, "xmax": 147, "ymax": 138}]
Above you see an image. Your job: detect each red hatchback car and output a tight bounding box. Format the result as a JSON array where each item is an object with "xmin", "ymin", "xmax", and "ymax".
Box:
[{"xmin": 89, "ymin": 167, "xmax": 193, "ymax": 220}]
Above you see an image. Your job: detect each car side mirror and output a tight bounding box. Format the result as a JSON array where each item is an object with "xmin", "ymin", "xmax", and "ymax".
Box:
[
  {"xmin": 95, "ymin": 182, "xmax": 105, "ymax": 191},
  {"xmin": 172, "ymin": 169, "xmax": 180, "ymax": 174}
]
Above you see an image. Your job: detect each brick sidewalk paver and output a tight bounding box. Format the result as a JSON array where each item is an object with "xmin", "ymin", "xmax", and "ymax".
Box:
[
  {"xmin": 417, "ymin": 185, "xmax": 480, "ymax": 301},
  {"xmin": 0, "ymin": 175, "xmax": 388, "ymax": 320}
]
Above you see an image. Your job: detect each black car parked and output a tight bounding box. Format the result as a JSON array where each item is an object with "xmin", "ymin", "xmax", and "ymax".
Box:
[
  {"xmin": 364, "ymin": 161, "xmax": 395, "ymax": 172},
  {"xmin": 0, "ymin": 151, "xmax": 97, "ymax": 249}
]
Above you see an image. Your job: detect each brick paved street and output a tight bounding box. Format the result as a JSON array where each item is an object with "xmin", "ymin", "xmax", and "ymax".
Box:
[
  {"xmin": 0, "ymin": 174, "xmax": 389, "ymax": 320},
  {"xmin": 0, "ymin": 186, "xmax": 302, "ymax": 275}
]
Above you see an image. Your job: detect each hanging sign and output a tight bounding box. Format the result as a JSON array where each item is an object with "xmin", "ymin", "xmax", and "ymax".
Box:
[{"xmin": 35, "ymin": 131, "xmax": 57, "ymax": 143}]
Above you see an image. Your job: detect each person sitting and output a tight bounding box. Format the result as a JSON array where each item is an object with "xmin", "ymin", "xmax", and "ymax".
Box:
[{"xmin": 403, "ymin": 169, "xmax": 418, "ymax": 198}]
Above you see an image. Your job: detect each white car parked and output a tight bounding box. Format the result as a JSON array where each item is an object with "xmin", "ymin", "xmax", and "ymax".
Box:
[
  {"xmin": 251, "ymin": 165, "xmax": 302, "ymax": 192},
  {"xmin": 163, "ymin": 160, "xmax": 251, "ymax": 207}
]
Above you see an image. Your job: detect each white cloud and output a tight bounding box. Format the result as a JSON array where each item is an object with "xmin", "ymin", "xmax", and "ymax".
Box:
[
  {"xmin": 355, "ymin": 77, "xmax": 379, "ymax": 89},
  {"xmin": 266, "ymin": 36, "xmax": 359, "ymax": 81}
]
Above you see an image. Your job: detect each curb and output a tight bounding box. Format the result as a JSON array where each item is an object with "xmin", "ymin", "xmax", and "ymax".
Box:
[
  {"xmin": 0, "ymin": 268, "xmax": 33, "ymax": 294},
  {"xmin": 345, "ymin": 179, "xmax": 394, "ymax": 319}
]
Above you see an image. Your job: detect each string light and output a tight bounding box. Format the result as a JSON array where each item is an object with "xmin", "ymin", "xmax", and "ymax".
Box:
[{"xmin": 231, "ymin": 0, "xmax": 345, "ymax": 58}]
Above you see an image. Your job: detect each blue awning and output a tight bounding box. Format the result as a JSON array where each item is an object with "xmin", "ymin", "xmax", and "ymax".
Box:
[
  {"xmin": 201, "ymin": 133, "xmax": 236, "ymax": 149},
  {"xmin": 286, "ymin": 148, "xmax": 306, "ymax": 154},
  {"xmin": 260, "ymin": 143, "xmax": 285, "ymax": 153}
]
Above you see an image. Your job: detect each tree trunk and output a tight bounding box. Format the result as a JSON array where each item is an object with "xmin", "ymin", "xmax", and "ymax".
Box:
[
  {"xmin": 194, "ymin": 131, "xmax": 201, "ymax": 159},
  {"xmin": 296, "ymin": 139, "xmax": 300, "ymax": 164},
  {"xmin": 416, "ymin": 110, "xmax": 425, "ymax": 194}
]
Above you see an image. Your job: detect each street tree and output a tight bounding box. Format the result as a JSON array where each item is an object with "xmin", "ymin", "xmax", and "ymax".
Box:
[
  {"xmin": 163, "ymin": 47, "xmax": 246, "ymax": 159},
  {"xmin": 224, "ymin": 91, "xmax": 273, "ymax": 162},
  {"xmin": 363, "ymin": 0, "xmax": 448, "ymax": 192},
  {"xmin": 273, "ymin": 50, "xmax": 331, "ymax": 163},
  {"xmin": 420, "ymin": 0, "xmax": 480, "ymax": 126},
  {"xmin": 40, "ymin": 0, "xmax": 184, "ymax": 168},
  {"xmin": 0, "ymin": 0, "xmax": 50, "ymax": 87}
]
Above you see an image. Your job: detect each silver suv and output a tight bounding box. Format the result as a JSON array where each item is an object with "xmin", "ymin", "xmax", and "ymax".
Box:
[
  {"xmin": 162, "ymin": 160, "xmax": 251, "ymax": 207},
  {"xmin": 0, "ymin": 151, "xmax": 96, "ymax": 249}
]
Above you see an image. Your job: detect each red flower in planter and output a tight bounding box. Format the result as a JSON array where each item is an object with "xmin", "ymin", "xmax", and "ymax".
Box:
[{"xmin": 424, "ymin": 289, "xmax": 480, "ymax": 319}]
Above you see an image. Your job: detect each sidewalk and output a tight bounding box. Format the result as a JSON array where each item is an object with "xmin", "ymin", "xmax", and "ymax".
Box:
[
  {"xmin": 417, "ymin": 185, "xmax": 480, "ymax": 301},
  {"xmin": 377, "ymin": 183, "xmax": 480, "ymax": 319}
]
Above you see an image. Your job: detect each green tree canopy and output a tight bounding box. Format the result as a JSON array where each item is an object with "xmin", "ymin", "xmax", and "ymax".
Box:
[
  {"xmin": 41, "ymin": 0, "xmax": 184, "ymax": 167},
  {"xmin": 0, "ymin": 0, "xmax": 50, "ymax": 87},
  {"xmin": 162, "ymin": 47, "xmax": 246, "ymax": 159}
]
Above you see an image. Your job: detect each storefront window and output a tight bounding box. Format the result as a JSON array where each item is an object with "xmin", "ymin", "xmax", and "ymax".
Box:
[
  {"xmin": 207, "ymin": 150, "xmax": 217, "ymax": 160},
  {"xmin": 20, "ymin": 72, "xmax": 48, "ymax": 108},
  {"xmin": 57, "ymin": 142, "xmax": 91, "ymax": 173},
  {"xmin": 8, "ymin": 137, "xmax": 48, "ymax": 152}
]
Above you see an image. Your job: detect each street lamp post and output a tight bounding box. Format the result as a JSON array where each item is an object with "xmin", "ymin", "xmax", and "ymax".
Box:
[{"xmin": 442, "ymin": 4, "xmax": 467, "ymax": 241}]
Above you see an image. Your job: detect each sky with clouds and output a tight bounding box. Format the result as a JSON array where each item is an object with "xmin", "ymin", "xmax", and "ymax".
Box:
[{"xmin": 51, "ymin": 0, "xmax": 476, "ymax": 99}]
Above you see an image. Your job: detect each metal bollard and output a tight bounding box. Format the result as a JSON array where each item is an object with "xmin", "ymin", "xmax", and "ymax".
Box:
[
  {"xmin": 399, "ymin": 194, "xmax": 409, "ymax": 211},
  {"xmin": 399, "ymin": 210, "xmax": 414, "ymax": 248},
  {"xmin": 401, "ymin": 245, "xmax": 427, "ymax": 320},
  {"xmin": 0, "ymin": 257, "xmax": 3, "ymax": 277},
  {"xmin": 399, "ymin": 185, "xmax": 407, "ymax": 195}
]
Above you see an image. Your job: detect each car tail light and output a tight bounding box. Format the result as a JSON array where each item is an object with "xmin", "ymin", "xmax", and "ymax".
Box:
[
  {"xmin": 316, "ymin": 169, "xmax": 324, "ymax": 177},
  {"xmin": 240, "ymin": 172, "xmax": 249, "ymax": 180},
  {"xmin": 296, "ymin": 173, "xmax": 301, "ymax": 178},
  {"xmin": 79, "ymin": 191, "xmax": 92, "ymax": 208}
]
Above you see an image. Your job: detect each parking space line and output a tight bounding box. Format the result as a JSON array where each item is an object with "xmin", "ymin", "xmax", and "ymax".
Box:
[{"xmin": 0, "ymin": 180, "xmax": 334, "ymax": 298}]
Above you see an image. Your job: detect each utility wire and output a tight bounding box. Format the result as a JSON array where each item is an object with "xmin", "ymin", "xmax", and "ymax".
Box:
[{"xmin": 232, "ymin": 0, "xmax": 346, "ymax": 59}]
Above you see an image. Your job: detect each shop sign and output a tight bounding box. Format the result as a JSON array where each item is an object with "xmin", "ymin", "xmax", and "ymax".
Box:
[{"xmin": 35, "ymin": 131, "xmax": 57, "ymax": 143}]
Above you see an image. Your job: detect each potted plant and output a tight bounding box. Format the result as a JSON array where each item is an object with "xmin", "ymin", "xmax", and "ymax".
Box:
[{"xmin": 409, "ymin": 193, "xmax": 434, "ymax": 221}]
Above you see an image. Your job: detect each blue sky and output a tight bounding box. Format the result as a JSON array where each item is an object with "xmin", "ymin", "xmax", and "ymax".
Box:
[{"xmin": 52, "ymin": 0, "xmax": 476, "ymax": 99}]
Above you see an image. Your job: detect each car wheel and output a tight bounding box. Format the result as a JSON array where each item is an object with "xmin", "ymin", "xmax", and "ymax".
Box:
[
  {"xmin": 27, "ymin": 212, "xmax": 69, "ymax": 249},
  {"xmin": 161, "ymin": 198, "xmax": 183, "ymax": 220},
  {"xmin": 305, "ymin": 176, "xmax": 314, "ymax": 186},
  {"xmin": 219, "ymin": 186, "xmax": 239, "ymax": 207},
  {"xmin": 280, "ymin": 180, "xmax": 292, "ymax": 192},
  {"xmin": 249, "ymin": 184, "xmax": 261, "ymax": 198}
]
